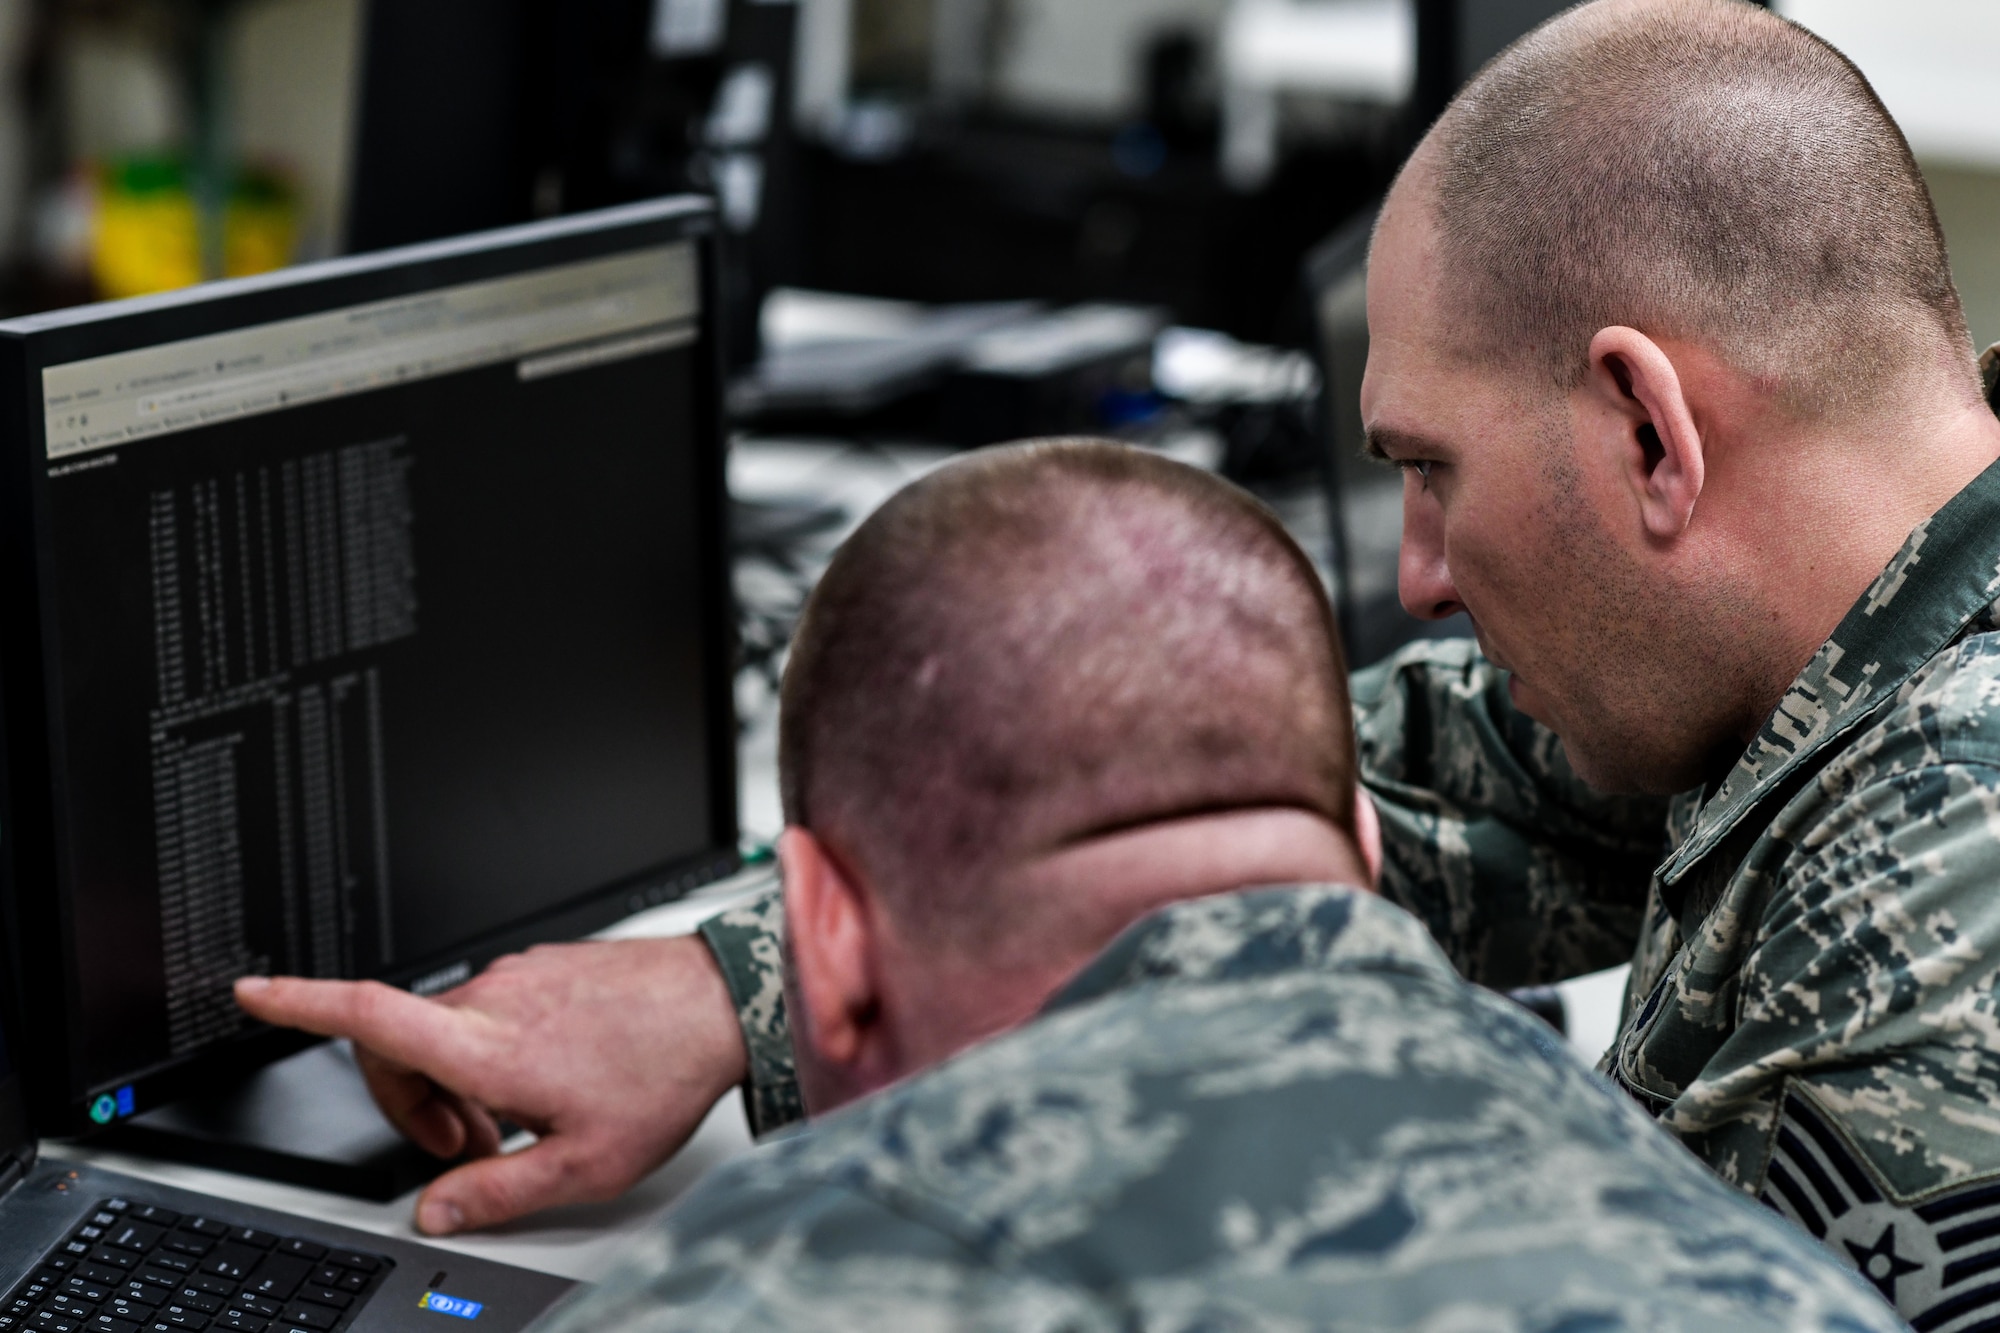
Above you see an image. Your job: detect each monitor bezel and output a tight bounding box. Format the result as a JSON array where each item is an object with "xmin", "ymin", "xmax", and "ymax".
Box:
[{"xmin": 0, "ymin": 197, "xmax": 741, "ymax": 1134}]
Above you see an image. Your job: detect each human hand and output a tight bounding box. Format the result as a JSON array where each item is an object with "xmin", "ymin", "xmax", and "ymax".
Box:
[{"xmin": 233, "ymin": 934, "xmax": 748, "ymax": 1235}]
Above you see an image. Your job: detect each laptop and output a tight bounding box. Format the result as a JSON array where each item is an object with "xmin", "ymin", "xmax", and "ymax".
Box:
[{"xmin": 0, "ymin": 1003, "xmax": 574, "ymax": 1333}]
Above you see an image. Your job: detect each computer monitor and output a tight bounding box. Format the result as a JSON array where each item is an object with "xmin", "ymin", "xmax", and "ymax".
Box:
[{"xmin": 0, "ymin": 197, "xmax": 739, "ymax": 1136}]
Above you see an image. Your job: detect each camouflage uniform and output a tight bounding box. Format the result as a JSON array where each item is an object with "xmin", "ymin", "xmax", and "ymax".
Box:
[
  {"xmin": 539, "ymin": 885, "xmax": 1899, "ymax": 1332},
  {"xmin": 700, "ymin": 454, "xmax": 2000, "ymax": 1327}
]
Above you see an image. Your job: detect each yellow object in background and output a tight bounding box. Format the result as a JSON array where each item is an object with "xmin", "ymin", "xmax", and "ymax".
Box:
[
  {"xmin": 90, "ymin": 157, "xmax": 199, "ymax": 299},
  {"xmin": 88, "ymin": 156, "xmax": 299, "ymax": 301},
  {"xmin": 224, "ymin": 171, "xmax": 300, "ymax": 281}
]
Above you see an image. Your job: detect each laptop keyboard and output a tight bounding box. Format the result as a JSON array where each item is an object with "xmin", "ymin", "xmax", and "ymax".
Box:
[{"xmin": 0, "ymin": 1198, "xmax": 392, "ymax": 1333}]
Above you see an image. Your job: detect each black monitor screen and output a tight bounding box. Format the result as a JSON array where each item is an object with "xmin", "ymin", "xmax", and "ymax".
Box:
[{"xmin": 0, "ymin": 201, "xmax": 736, "ymax": 1127}]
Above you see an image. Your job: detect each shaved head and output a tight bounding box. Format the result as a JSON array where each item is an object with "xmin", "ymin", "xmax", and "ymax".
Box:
[
  {"xmin": 1421, "ymin": 0, "xmax": 1973, "ymax": 416},
  {"xmin": 779, "ymin": 440, "xmax": 1353, "ymax": 951},
  {"xmin": 1361, "ymin": 0, "xmax": 2000, "ymax": 798}
]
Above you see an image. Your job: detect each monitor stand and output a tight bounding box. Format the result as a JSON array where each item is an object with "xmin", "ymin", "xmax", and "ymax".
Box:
[{"xmin": 104, "ymin": 1041, "xmax": 451, "ymax": 1202}]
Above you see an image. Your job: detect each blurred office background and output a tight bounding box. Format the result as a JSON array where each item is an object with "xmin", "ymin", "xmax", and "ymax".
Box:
[
  {"xmin": 8, "ymin": 0, "xmax": 1989, "ymax": 1059},
  {"xmin": 0, "ymin": 2, "xmax": 1994, "ymax": 324},
  {"xmin": 2, "ymin": 0, "xmax": 1996, "ymax": 685}
]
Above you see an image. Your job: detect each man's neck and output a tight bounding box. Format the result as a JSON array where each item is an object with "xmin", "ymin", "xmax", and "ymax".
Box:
[
  {"xmin": 1728, "ymin": 392, "xmax": 2000, "ymax": 744},
  {"xmin": 876, "ymin": 807, "xmax": 1367, "ymax": 1077},
  {"xmin": 1011, "ymin": 807, "xmax": 1368, "ymax": 912}
]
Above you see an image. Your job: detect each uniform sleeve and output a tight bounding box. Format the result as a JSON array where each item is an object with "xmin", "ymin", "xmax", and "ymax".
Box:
[
  {"xmin": 697, "ymin": 887, "xmax": 805, "ymax": 1136},
  {"xmin": 1352, "ymin": 638, "xmax": 1672, "ymax": 987}
]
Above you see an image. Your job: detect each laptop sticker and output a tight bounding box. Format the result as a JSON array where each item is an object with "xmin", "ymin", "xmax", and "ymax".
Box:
[{"xmin": 419, "ymin": 1291, "xmax": 484, "ymax": 1320}]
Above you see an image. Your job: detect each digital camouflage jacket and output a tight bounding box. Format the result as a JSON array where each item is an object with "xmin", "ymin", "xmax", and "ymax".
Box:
[
  {"xmin": 701, "ymin": 454, "xmax": 2000, "ymax": 1328},
  {"xmin": 543, "ymin": 886, "xmax": 1899, "ymax": 1332}
]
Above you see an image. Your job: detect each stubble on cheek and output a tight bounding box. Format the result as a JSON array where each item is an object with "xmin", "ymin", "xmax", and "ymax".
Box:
[{"xmin": 1504, "ymin": 432, "xmax": 1653, "ymax": 784}]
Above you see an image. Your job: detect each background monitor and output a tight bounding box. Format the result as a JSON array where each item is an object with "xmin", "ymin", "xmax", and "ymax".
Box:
[
  {"xmin": 0, "ymin": 197, "xmax": 739, "ymax": 1136},
  {"xmin": 343, "ymin": 0, "xmax": 801, "ymax": 377}
]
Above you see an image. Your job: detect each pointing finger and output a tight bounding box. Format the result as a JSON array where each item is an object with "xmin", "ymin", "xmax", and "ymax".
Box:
[{"xmin": 234, "ymin": 976, "xmax": 500, "ymax": 1097}]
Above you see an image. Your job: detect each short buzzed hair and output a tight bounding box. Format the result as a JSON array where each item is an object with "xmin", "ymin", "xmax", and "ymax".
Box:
[
  {"xmin": 779, "ymin": 440, "xmax": 1354, "ymax": 949},
  {"xmin": 1425, "ymin": 0, "xmax": 1974, "ymax": 415}
]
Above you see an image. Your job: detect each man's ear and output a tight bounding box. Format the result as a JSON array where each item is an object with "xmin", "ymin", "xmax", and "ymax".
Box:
[
  {"xmin": 1354, "ymin": 788, "xmax": 1382, "ymax": 889},
  {"xmin": 778, "ymin": 827, "xmax": 883, "ymax": 1078},
  {"xmin": 1584, "ymin": 326, "xmax": 1705, "ymax": 540}
]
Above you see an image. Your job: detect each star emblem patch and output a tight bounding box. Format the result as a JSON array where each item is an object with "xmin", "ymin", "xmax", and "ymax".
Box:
[
  {"xmin": 1842, "ymin": 1221, "xmax": 1925, "ymax": 1302},
  {"xmin": 1757, "ymin": 1089, "xmax": 2000, "ymax": 1329}
]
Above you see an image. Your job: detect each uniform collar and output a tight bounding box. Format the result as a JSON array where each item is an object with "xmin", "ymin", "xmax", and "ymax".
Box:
[
  {"xmin": 1656, "ymin": 454, "xmax": 2000, "ymax": 886},
  {"xmin": 1041, "ymin": 883, "xmax": 1454, "ymax": 1016}
]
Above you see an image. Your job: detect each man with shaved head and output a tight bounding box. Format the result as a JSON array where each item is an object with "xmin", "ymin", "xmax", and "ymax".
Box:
[
  {"xmin": 535, "ymin": 440, "xmax": 1885, "ymax": 1327},
  {"xmin": 240, "ymin": 0, "xmax": 2000, "ymax": 1324},
  {"xmin": 767, "ymin": 439, "xmax": 1368, "ymax": 1093},
  {"xmin": 1360, "ymin": 1, "xmax": 2000, "ymax": 1323}
]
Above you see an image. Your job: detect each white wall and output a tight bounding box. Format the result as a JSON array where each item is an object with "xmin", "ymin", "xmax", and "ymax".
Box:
[
  {"xmin": 229, "ymin": 0, "xmax": 365, "ymax": 260},
  {"xmin": 989, "ymin": 0, "xmax": 1231, "ymax": 120},
  {"xmin": 1776, "ymin": 3, "xmax": 2000, "ymax": 351},
  {"xmin": 1778, "ymin": 0, "xmax": 2000, "ymax": 170},
  {"xmin": 795, "ymin": 0, "xmax": 854, "ymax": 128},
  {"xmin": 60, "ymin": 24, "xmax": 184, "ymax": 161}
]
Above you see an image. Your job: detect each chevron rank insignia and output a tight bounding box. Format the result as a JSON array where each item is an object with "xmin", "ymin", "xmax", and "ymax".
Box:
[{"xmin": 1761, "ymin": 1090, "xmax": 2000, "ymax": 1330}]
